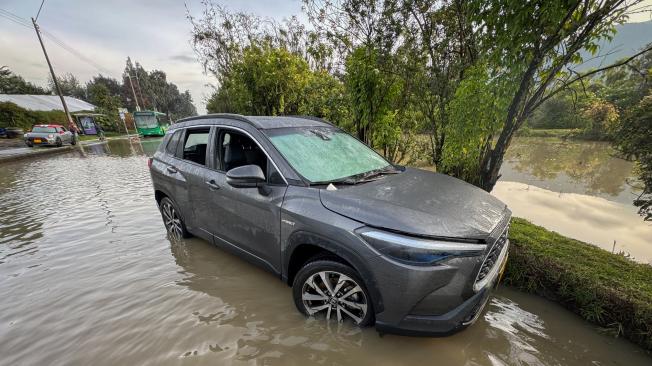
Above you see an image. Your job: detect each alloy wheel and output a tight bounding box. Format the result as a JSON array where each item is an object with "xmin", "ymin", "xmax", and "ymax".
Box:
[
  {"xmin": 161, "ymin": 200, "xmax": 183, "ymax": 240},
  {"xmin": 301, "ymin": 270, "xmax": 368, "ymax": 324}
]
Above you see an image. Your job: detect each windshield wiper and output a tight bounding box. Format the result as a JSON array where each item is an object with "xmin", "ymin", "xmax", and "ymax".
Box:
[
  {"xmin": 309, "ymin": 177, "xmax": 358, "ymax": 186},
  {"xmin": 310, "ymin": 166, "xmax": 402, "ymax": 186},
  {"xmin": 354, "ymin": 166, "xmax": 402, "ymax": 182}
]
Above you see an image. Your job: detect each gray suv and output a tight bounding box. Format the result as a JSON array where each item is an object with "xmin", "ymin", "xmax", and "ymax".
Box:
[{"xmin": 148, "ymin": 114, "xmax": 511, "ymax": 336}]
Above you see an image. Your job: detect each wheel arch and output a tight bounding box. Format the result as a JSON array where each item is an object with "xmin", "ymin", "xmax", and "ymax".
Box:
[{"xmin": 283, "ymin": 231, "xmax": 384, "ymax": 314}]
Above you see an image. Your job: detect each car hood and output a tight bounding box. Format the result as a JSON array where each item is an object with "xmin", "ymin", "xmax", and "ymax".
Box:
[{"xmin": 319, "ymin": 168, "xmax": 509, "ymax": 240}]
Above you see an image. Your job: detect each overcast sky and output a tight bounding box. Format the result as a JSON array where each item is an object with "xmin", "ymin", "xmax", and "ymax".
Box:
[{"xmin": 0, "ymin": 0, "xmax": 650, "ymax": 114}]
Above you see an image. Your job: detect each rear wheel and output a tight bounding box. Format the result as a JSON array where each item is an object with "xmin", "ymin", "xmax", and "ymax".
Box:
[
  {"xmin": 159, "ymin": 197, "xmax": 191, "ymax": 240},
  {"xmin": 293, "ymin": 259, "xmax": 373, "ymax": 326}
]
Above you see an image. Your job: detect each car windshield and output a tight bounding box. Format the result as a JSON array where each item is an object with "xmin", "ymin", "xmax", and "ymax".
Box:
[
  {"xmin": 135, "ymin": 114, "xmax": 159, "ymax": 128},
  {"xmin": 32, "ymin": 126, "xmax": 56, "ymax": 133},
  {"xmin": 266, "ymin": 127, "xmax": 391, "ymax": 183}
]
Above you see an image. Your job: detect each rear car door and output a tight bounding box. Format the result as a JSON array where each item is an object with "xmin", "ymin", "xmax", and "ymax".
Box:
[
  {"xmin": 199, "ymin": 126, "xmax": 288, "ymax": 274},
  {"xmin": 151, "ymin": 129, "xmax": 189, "ymax": 219}
]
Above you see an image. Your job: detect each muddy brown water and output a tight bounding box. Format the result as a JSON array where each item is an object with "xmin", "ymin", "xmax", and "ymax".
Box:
[{"xmin": 1, "ymin": 138, "xmax": 650, "ymax": 365}]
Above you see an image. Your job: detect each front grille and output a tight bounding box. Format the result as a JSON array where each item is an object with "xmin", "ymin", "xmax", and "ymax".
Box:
[{"xmin": 475, "ymin": 221, "xmax": 510, "ymax": 283}]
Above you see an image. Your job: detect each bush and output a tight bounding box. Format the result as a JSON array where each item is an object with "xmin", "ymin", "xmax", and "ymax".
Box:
[
  {"xmin": 0, "ymin": 102, "xmax": 69, "ymax": 130},
  {"xmin": 505, "ymin": 218, "xmax": 652, "ymax": 350}
]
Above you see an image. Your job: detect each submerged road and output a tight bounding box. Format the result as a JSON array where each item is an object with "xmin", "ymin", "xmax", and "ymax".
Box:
[{"xmin": 0, "ymin": 138, "xmax": 649, "ymax": 366}]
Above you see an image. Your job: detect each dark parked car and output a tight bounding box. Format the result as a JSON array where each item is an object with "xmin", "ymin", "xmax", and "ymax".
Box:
[{"xmin": 148, "ymin": 114, "xmax": 511, "ymax": 336}]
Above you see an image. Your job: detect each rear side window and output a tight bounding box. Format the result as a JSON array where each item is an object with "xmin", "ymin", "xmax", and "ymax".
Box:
[
  {"xmin": 166, "ymin": 130, "xmax": 182, "ymax": 156},
  {"xmin": 182, "ymin": 128, "xmax": 210, "ymax": 166}
]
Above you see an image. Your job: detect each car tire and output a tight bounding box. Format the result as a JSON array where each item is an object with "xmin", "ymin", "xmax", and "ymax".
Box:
[
  {"xmin": 293, "ymin": 259, "xmax": 374, "ymax": 326},
  {"xmin": 159, "ymin": 197, "xmax": 192, "ymax": 239},
  {"xmin": 56, "ymin": 138, "xmax": 62, "ymax": 147}
]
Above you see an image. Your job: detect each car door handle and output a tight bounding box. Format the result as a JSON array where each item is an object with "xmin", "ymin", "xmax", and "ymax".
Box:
[
  {"xmin": 166, "ymin": 166, "xmax": 178, "ymax": 174},
  {"xmin": 205, "ymin": 180, "xmax": 220, "ymax": 190}
]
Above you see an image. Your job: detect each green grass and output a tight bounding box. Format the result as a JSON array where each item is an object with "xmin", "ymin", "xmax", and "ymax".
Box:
[
  {"xmin": 505, "ymin": 218, "xmax": 652, "ymax": 350},
  {"xmin": 516, "ymin": 127, "xmax": 581, "ymax": 138}
]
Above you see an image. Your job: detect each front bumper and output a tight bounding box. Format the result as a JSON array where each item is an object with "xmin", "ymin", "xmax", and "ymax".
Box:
[
  {"xmin": 26, "ymin": 138, "xmax": 56, "ymax": 146},
  {"xmin": 374, "ymin": 239, "xmax": 510, "ymax": 337}
]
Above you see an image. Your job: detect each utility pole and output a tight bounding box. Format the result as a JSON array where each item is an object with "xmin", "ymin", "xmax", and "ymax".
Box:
[
  {"xmin": 126, "ymin": 72, "xmax": 141, "ymax": 111},
  {"xmin": 31, "ymin": 17, "xmax": 73, "ymax": 125}
]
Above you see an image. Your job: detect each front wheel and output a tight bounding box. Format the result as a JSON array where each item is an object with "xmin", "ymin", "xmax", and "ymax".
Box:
[
  {"xmin": 56, "ymin": 138, "xmax": 62, "ymax": 147},
  {"xmin": 159, "ymin": 197, "xmax": 191, "ymax": 240},
  {"xmin": 293, "ymin": 260, "xmax": 374, "ymax": 326}
]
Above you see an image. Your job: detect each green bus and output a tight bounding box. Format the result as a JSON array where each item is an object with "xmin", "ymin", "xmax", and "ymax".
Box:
[{"xmin": 133, "ymin": 111, "xmax": 169, "ymax": 137}]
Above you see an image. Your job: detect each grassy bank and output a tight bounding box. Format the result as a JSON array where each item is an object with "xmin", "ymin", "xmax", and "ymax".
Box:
[
  {"xmin": 505, "ymin": 218, "xmax": 652, "ymax": 351},
  {"xmin": 517, "ymin": 127, "xmax": 612, "ymax": 141}
]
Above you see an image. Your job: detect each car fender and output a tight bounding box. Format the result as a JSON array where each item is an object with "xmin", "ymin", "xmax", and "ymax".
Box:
[{"xmin": 283, "ymin": 230, "xmax": 385, "ymax": 314}]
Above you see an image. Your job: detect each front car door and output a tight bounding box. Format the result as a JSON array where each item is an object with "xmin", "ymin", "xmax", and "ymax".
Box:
[{"xmin": 196, "ymin": 125, "xmax": 288, "ymax": 274}]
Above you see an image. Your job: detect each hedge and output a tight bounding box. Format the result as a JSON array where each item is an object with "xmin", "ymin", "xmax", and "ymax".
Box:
[{"xmin": 505, "ymin": 218, "xmax": 652, "ymax": 351}]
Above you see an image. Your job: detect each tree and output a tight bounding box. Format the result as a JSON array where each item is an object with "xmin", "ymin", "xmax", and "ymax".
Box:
[
  {"xmin": 613, "ymin": 95, "xmax": 652, "ymax": 220},
  {"xmin": 469, "ymin": 0, "xmax": 649, "ymax": 191},
  {"xmin": 0, "ymin": 66, "xmax": 48, "ymax": 94},
  {"xmin": 48, "ymin": 73, "xmax": 86, "ymax": 100}
]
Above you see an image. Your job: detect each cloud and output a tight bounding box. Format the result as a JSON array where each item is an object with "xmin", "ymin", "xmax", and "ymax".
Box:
[{"xmin": 170, "ymin": 54, "xmax": 197, "ymax": 63}]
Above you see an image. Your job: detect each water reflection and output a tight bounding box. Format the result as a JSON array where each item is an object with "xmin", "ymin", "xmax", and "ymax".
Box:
[{"xmin": 501, "ymin": 138, "xmax": 638, "ymax": 204}]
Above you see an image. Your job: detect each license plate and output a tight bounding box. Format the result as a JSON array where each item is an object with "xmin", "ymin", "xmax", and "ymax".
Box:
[{"xmin": 34, "ymin": 139, "xmax": 41, "ymax": 143}]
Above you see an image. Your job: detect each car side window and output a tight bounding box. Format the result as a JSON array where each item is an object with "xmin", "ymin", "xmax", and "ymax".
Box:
[
  {"xmin": 182, "ymin": 128, "xmax": 210, "ymax": 166},
  {"xmin": 219, "ymin": 130, "xmax": 268, "ymax": 178},
  {"xmin": 166, "ymin": 130, "xmax": 182, "ymax": 156}
]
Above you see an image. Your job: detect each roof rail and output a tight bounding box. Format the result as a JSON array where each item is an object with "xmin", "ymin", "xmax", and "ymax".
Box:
[{"xmin": 175, "ymin": 113, "xmax": 255, "ymax": 126}]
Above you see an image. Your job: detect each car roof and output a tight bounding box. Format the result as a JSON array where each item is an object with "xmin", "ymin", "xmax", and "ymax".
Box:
[
  {"xmin": 174, "ymin": 114, "xmax": 333, "ymax": 130},
  {"xmin": 34, "ymin": 124, "xmax": 63, "ymax": 128}
]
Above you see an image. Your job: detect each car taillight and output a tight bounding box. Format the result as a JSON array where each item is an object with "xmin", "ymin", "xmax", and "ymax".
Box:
[{"xmin": 147, "ymin": 157, "xmax": 153, "ymax": 169}]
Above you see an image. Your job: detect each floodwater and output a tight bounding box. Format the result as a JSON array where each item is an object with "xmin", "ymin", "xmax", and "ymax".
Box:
[
  {"xmin": 1, "ymin": 138, "xmax": 650, "ymax": 365},
  {"xmin": 495, "ymin": 137, "xmax": 652, "ymax": 264}
]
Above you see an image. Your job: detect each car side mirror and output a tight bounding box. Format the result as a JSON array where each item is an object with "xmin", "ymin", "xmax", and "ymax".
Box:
[{"xmin": 226, "ymin": 164, "xmax": 266, "ymax": 188}]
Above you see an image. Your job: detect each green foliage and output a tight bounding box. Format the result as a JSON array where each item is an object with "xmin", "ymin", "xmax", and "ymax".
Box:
[
  {"xmin": 345, "ymin": 47, "xmax": 401, "ymax": 145},
  {"xmin": 613, "ymin": 95, "xmax": 652, "ymax": 220},
  {"xmin": 0, "ymin": 101, "xmax": 68, "ymax": 130},
  {"xmin": 440, "ymin": 65, "xmax": 512, "ymax": 184},
  {"xmin": 505, "ymin": 218, "xmax": 652, "ymax": 350},
  {"xmin": 0, "ymin": 66, "xmax": 48, "ymax": 94},
  {"xmin": 527, "ymin": 88, "xmax": 592, "ymax": 129},
  {"xmin": 48, "ymin": 73, "xmax": 85, "ymax": 100},
  {"xmin": 87, "ymin": 83, "xmax": 121, "ymax": 132},
  {"xmin": 207, "ymin": 45, "xmax": 314, "ymax": 115}
]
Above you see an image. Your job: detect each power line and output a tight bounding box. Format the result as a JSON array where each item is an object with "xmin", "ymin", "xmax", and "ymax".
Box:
[
  {"xmin": 0, "ymin": 8, "xmax": 32, "ymax": 28},
  {"xmin": 0, "ymin": 12, "xmax": 32, "ymax": 29},
  {"xmin": 0, "ymin": 7, "xmax": 115, "ymax": 76},
  {"xmin": 35, "ymin": 0, "xmax": 46, "ymax": 21}
]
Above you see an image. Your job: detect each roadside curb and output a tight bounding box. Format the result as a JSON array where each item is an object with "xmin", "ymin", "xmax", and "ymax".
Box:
[{"xmin": 0, "ymin": 140, "xmax": 107, "ymax": 164}]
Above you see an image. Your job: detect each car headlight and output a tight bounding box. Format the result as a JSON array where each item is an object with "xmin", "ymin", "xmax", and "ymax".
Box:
[
  {"xmin": 358, "ymin": 229, "xmax": 486, "ymax": 266},
  {"xmin": 48, "ymin": 134, "xmax": 54, "ymax": 139}
]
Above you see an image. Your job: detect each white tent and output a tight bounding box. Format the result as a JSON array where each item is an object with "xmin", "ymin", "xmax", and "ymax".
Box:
[{"xmin": 0, "ymin": 94, "xmax": 96, "ymax": 112}]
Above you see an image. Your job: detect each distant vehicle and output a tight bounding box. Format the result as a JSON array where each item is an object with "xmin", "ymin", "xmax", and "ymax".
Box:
[
  {"xmin": 134, "ymin": 111, "xmax": 169, "ymax": 137},
  {"xmin": 24, "ymin": 124, "xmax": 76, "ymax": 147},
  {"xmin": 148, "ymin": 114, "xmax": 511, "ymax": 336},
  {"xmin": 3, "ymin": 127, "xmax": 24, "ymax": 139}
]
